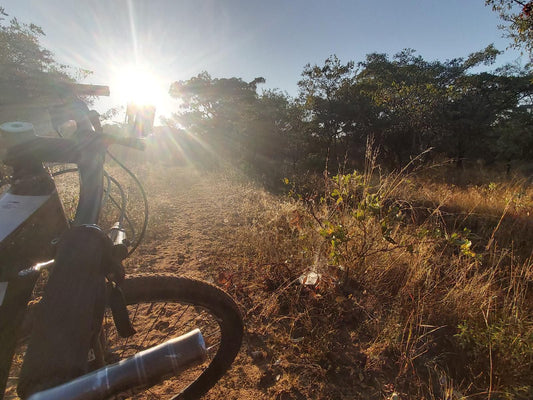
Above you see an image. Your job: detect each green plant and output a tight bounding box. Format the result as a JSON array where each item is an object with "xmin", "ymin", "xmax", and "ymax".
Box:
[{"xmin": 455, "ymin": 317, "xmax": 533, "ymax": 397}]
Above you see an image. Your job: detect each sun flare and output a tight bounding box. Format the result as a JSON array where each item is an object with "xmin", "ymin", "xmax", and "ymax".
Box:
[{"xmin": 110, "ymin": 64, "xmax": 172, "ymax": 116}]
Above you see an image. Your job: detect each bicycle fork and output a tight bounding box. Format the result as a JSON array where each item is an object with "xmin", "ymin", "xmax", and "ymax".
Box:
[
  {"xmin": 20, "ymin": 222, "xmax": 208, "ymax": 400},
  {"xmin": 18, "ymin": 225, "xmax": 111, "ymax": 398}
]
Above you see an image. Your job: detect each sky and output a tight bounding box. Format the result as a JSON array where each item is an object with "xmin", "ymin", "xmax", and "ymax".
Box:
[{"xmin": 1, "ymin": 0, "xmax": 527, "ymax": 121}]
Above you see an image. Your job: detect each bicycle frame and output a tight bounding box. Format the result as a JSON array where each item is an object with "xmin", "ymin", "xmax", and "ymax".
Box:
[
  {"xmin": 0, "ymin": 88, "xmax": 234, "ymax": 400},
  {"xmin": 0, "ymin": 163, "xmax": 69, "ymax": 397},
  {"xmin": 0, "ymin": 114, "xmax": 109, "ymax": 398}
]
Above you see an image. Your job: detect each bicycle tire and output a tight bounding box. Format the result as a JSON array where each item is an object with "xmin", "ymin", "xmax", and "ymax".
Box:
[
  {"xmin": 5, "ymin": 274, "xmax": 243, "ymax": 400},
  {"xmin": 103, "ymin": 274, "xmax": 244, "ymax": 400}
]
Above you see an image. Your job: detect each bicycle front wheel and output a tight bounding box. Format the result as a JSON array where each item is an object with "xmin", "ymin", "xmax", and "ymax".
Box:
[{"xmin": 103, "ymin": 274, "xmax": 243, "ymax": 400}]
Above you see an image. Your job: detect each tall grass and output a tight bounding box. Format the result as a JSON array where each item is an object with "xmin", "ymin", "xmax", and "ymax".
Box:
[
  {"xmin": 228, "ymin": 153, "xmax": 533, "ymax": 399},
  {"xmin": 51, "ymin": 151, "xmax": 533, "ymax": 399}
]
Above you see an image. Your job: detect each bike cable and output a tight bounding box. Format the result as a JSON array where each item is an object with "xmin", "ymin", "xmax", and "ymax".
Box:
[
  {"xmin": 52, "ymin": 115, "xmax": 148, "ymax": 256},
  {"xmin": 51, "ymin": 166, "xmax": 139, "ymax": 249},
  {"xmin": 105, "ymin": 149, "xmax": 148, "ymax": 256}
]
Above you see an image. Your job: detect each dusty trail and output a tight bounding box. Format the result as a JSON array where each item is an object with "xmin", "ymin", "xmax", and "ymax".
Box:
[
  {"xmin": 124, "ymin": 166, "xmax": 269, "ymax": 400},
  {"xmin": 127, "ymin": 168, "xmax": 243, "ymax": 278}
]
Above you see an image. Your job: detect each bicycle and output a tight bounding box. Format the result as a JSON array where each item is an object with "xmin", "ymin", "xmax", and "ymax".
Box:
[{"xmin": 0, "ymin": 83, "xmax": 244, "ymax": 399}]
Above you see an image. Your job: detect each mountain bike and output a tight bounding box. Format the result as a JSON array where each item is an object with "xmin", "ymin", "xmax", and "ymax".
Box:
[{"xmin": 0, "ymin": 84, "xmax": 244, "ymax": 399}]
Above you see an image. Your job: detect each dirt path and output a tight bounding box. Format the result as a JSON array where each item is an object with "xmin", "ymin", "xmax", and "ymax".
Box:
[
  {"xmin": 124, "ymin": 166, "xmax": 270, "ymax": 400},
  {"xmin": 127, "ymin": 168, "xmax": 242, "ymax": 276}
]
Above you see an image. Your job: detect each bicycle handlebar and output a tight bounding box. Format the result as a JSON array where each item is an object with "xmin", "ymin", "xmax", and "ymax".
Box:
[
  {"xmin": 1, "ymin": 126, "xmax": 145, "ymax": 168},
  {"xmin": 55, "ymin": 83, "xmax": 110, "ymax": 98},
  {"xmin": 1, "ymin": 86, "xmax": 147, "ymax": 229},
  {"xmin": 3, "ymin": 137, "xmax": 82, "ymax": 166}
]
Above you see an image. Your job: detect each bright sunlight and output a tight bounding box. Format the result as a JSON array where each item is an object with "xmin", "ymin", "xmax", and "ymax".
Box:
[{"xmin": 110, "ymin": 64, "xmax": 173, "ymax": 116}]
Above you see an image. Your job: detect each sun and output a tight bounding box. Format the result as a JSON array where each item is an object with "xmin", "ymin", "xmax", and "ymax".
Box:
[{"xmin": 110, "ymin": 64, "xmax": 173, "ymax": 117}]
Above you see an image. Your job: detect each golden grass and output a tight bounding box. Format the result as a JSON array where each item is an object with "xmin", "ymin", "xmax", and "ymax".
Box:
[
  {"xmin": 51, "ymin": 157, "xmax": 533, "ymax": 399},
  {"xmin": 221, "ymin": 163, "xmax": 533, "ymax": 399}
]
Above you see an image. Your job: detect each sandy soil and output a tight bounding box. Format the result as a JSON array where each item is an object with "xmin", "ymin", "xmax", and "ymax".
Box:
[{"xmin": 123, "ymin": 166, "xmax": 270, "ymax": 400}]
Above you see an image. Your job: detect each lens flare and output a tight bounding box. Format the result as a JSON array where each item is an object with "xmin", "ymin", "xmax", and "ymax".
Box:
[{"xmin": 111, "ymin": 64, "xmax": 169, "ymax": 109}]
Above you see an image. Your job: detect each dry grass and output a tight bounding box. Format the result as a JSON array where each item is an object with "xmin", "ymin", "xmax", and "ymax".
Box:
[
  {"xmin": 219, "ymin": 161, "xmax": 533, "ymax": 399},
  {"xmin": 51, "ymin": 155, "xmax": 533, "ymax": 400}
]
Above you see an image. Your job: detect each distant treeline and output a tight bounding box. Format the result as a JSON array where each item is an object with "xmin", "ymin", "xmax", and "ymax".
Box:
[
  {"xmin": 2, "ymin": 7, "xmax": 532, "ymax": 183},
  {"xmin": 164, "ymin": 46, "xmax": 533, "ymax": 183}
]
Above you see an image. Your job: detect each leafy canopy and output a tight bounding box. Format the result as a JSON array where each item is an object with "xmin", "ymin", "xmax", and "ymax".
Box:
[
  {"xmin": 486, "ymin": 0, "xmax": 533, "ymax": 60},
  {"xmin": 0, "ymin": 7, "xmax": 75, "ymax": 105}
]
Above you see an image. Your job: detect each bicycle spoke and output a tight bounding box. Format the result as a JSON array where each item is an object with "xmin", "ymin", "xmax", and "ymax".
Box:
[
  {"xmin": 138, "ymin": 302, "xmax": 168, "ymax": 349},
  {"xmin": 7, "ymin": 276, "xmax": 242, "ymax": 400}
]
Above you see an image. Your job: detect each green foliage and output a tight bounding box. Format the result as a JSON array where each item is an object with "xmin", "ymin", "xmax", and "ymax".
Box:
[
  {"xmin": 296, "ymin": 48, "xmax": 532, "ymax": 171},
  {"xmin": 446, "ymin": 228, "xmax": 479, "ymax": 259},
  {"xmin": 287, "ymin": 168, "xmax": 410, "ymax": 272},
  {"xmin": 0, "ymin": 7, "xmax": 75, "ymax": 105},
  {"xmin": 486, "ymin": 0, "xmax": 533, "ymax": 61},
  {"xmin": 491, "ymin": 104, "xmax": 533, "ymax": 161},
  {"xmin": 166, "ymin": 48, "xmax": 531, "ymax": 184},
  {"xmin": 456, "ymin": 317, "xmax": 533, "ymax": 395},
  {"xmin": 167, "ymin": 72, "xmax": 313, "ymax": 187}
]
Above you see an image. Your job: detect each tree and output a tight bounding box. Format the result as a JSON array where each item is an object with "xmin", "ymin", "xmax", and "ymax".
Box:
[
  {"xmin": 355, "ymin": 49, "xmax": 449, "ymax": 167},
  {"xmin": 167, "ymin": 72, "xmax": 298, "ymax": 183},
  {"xmin": 486, "ymin": 0, "xmax": 533, "ymax": 60},
  {"xmin": 297, "ymin": 55, "xmax": 358, "ymax": 166},
  {"xmin": 298, "ymin": 47, "xmax": 532, "ymax": 170},
  {"xmin": 167, "ymin": 72, "xmax": 264, "ymax": 158},
  {"xmin": 491, "ymin": 104, "xmax": 533, "ymax": 162},
  {"xmin": 0, "ymin": 7, "xmax": 74, "ymax": 105},
  {"xmin": 440, "ymin": 69, "xmax": 532, "ymax": 166}
]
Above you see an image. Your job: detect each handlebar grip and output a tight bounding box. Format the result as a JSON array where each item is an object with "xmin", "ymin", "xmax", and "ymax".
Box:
[{"xmin": 26, "ymin": 330, "xmax": 206, "ymax": 400}]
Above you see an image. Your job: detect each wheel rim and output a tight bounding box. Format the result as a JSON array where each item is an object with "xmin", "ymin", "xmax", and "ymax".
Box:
[
  {"xmin": 101, "ymin": 300, "xmax": 224, "ymax": 399},
  {"xmin": 5, "ymin": 303, "xmax": 224, "ymax": 400},
  {"xmin": 4, "ymin": 275, "xmax": 242, "ymax": 400}
]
